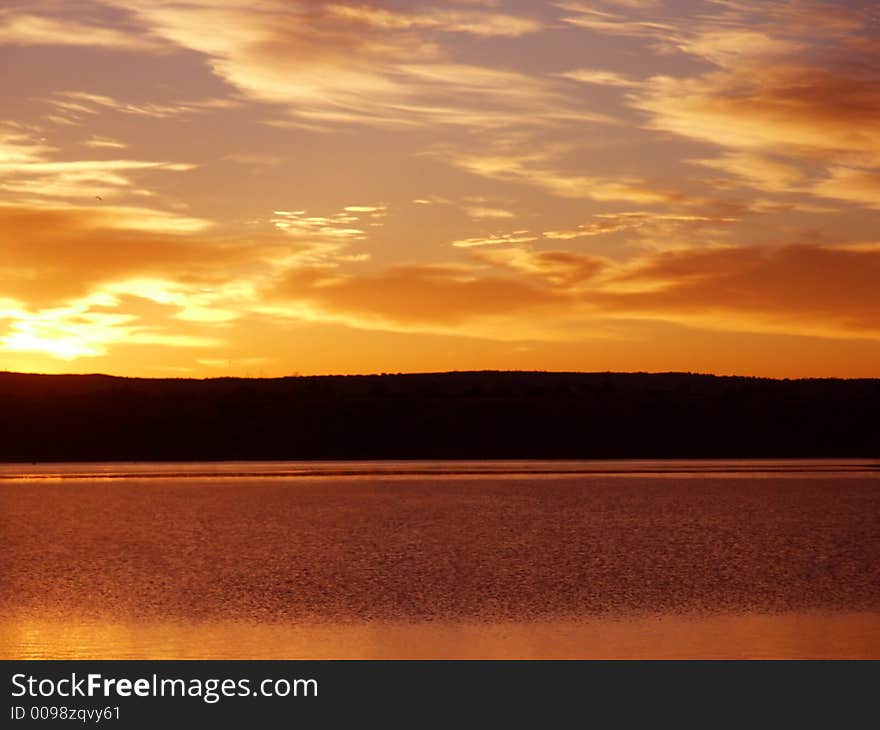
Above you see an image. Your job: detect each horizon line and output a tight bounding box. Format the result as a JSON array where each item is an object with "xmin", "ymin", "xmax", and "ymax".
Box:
[{"xmin": 1, "ymin": 369, "xmax": 878, "ymax": 383}]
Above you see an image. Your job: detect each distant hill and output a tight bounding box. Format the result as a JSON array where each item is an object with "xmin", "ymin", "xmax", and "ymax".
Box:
[{"xmin": 0, "ymin": 370, "xmax": 878, "ymax": 461}]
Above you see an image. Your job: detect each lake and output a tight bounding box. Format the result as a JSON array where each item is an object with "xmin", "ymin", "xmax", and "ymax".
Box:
[{"xmin": 1, "ymin": 460, "xmax": 878, "ymax": 659}]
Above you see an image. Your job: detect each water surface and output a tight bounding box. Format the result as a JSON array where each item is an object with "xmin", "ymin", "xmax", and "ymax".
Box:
[{"xmin": 2, "ymin": 460, "xmax": 878, "ymax": 658}]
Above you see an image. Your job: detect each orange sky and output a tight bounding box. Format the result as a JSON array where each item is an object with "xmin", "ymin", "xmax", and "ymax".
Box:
[{"xmin": 1, "ymin": 0, "xmax": 879, "ymax": 378}]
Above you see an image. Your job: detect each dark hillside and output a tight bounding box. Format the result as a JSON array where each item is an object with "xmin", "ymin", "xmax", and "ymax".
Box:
[{"xmin": 1, "ymin": 371, "xmax": 878, "ymax": 461}]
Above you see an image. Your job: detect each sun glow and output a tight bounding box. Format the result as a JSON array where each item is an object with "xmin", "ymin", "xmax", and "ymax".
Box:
[
  {"xmin": 0, "ymin": 300, "xmax": 135, "ymax": 361},
  {"xmin": 3, "ymin": 330, "xmax": 101, "ymax": 361}
]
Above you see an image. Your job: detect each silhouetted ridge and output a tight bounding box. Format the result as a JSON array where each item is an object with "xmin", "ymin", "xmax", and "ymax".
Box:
[{"xmin": 1, "ymin": 370, "xmax": 877, "ymax": 461}]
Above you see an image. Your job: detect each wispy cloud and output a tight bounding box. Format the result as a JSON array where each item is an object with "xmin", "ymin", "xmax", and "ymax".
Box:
[
  {"xmin": 0, "ymin": 127, "xmax": 199, "ymax": 205},
  {"xmin": 0, "ymin": 8, "xmax": 161, "ymax": 51},
  {"xmin": 324, "ymin": 5, "xmax": 544, "ymax": 37},
  {"xmin": 452, "ymin": 230, "xmax": 538, "ymax": 248},
  {"xmin": 447, "ymin": 146, "xmax": 684, "ymax": 204},
  {"xmin": 44, "ymin": 91, "xmax": 240, "ymax": 126},
  {"xmin": 75, "ymin": 0, "xmax": 607, "ymax": 133},
  {"xmin": 83, "ymin": 136, "xmax": 129, "ymax": 150},
  {"xmin": 557, "ymin": 68, "xmax": 641, "ymax": 87},
  {"xmin": 270, "ymin": 205, "xmax": 387, "ymax": 263},
  {"xmin": 812, "ymin": 167, "xmax": 880, "ymax": 210}
]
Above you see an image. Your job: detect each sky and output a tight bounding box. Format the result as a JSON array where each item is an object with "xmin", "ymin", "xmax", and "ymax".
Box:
[{"xmin": 1, "ymin": 0, "xmax": 879, "ymax": 378}]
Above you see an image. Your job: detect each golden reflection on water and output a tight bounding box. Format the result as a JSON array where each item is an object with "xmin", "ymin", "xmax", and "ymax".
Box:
[
  {"xmin": 4, "ymin": 462, "xmax": 879, "ymax": 659},
  {"xmin": 2, "ymin": 612, "xmax": 878, "ymax": 660}
]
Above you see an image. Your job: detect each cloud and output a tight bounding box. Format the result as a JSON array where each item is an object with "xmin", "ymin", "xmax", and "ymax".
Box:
[
  {"xmin": 0, "ymin": 159, "xmax": 194, "ymax": 200},
  {"xmin": 4, "ymin": 194, "xmax": 879, "ymax": 360},
  {"xmin": 44, "ymin": 91, "xmax": 240, "ymax": 126},
  {"xmin": 635, "ymin": 64, "xmax": 880, "ymax": 161},
  {"xmin": 223, "ymin": 153, "xmax": 282, "ymax": 167},
  {"xmin": 688, "ymin": 153, "xmax": 805, "ymax": 194},
  {"xmin": 265, "ymin": 263, "xmax": 568, "ymax": 338},
  {"xmin": 452, "ymin": 231, "xmax": 537, "ymax": 248},
  {"xmin": 404, "ymin": 195, "xmax": 517, "ymax": 221},
  {"xmin": 471, "ymin": 248, "xmax": 606, "ymax": 286},
  {"xmin": 324, "ymin": 5, "xmax": 543, "ymax": 37},
  {"xmin": 593, "ymin": 243, "xmax": 880, "ymax": 339},
  {"xmin": 0, "ymin": 201, "xmax": 305, "ymax": 359},
  {"xmin": 84, "ymin": 136, "xmax": 128, "ymax": 150},
  {"xmin": 86, "ymin": 0, "xmax": 604, "ymax": 132},
  {"xmin": 270, "ymin": 205, "xmax": 386, "ymax": 263},
  {"xmin": 0, "ymin": 299, "xmax": 220, "ymax": 360},
  {"xmin": 0, "ymin": 126, "xmax": 199, "ymax": 203},
  {"xmin": 0, "ymin": 204, "xmax": 282, "ymax": 305},
  {"xmin": 556, "ymin": 0, "xmax": 880, "ymax": 168},
  {"xmin": 0, "ymin": 8, "xmax": 160, "ymax": 51},
  {"xmin": 557, "ymin": 68, "xmax": 640, "ymax": 87},
  {"xmin": 583, "ymin": 1, "xmax": 880, "ymax": 211},
  {"xmin": 555, "ymin": 2, "xmax": 679, "ymax": 44},
  {"xmin": 447, "ymin": 147, "xmax": 683, "ymax": 204},
  {"xmin": 259, "ymin": 236, "xmax": 880, "ymax": 343},
  {"xmin": 543, "ymin": 212, "xmax": 737, "ymax": 241},
  {"xmin": 465, "ymin": 206, "xmax": 516, "ymax": 220},
  {"xmin": 272, "ymin": 210, "xmax": 364, "ymax": 239},
  {"xmin": 556, "ymin": 1, "xmax": 860, "ymax": 63},
  {"xmin": 811, "ymin": 167, "xmax": 880, "ymax": 209}
]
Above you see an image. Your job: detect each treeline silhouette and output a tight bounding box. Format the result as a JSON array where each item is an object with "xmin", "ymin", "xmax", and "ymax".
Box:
[{"xmin": 1, "ymin": 370, "xmax": 878, "ymax": 461}]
